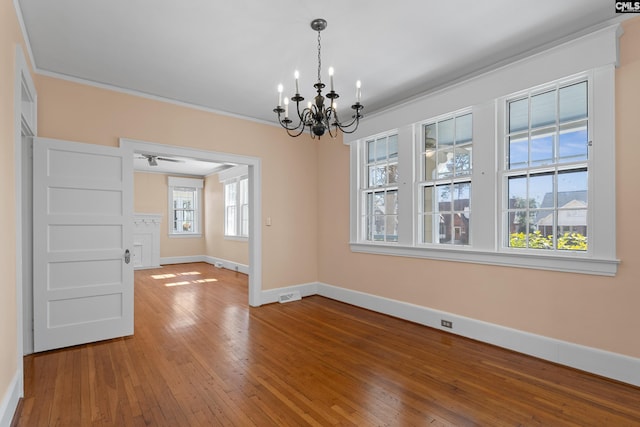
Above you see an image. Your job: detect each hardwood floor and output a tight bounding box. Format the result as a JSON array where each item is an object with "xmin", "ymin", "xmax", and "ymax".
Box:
[{"xmin": 12, "ymin": 262, "xmax": 640, "ymax": 426}]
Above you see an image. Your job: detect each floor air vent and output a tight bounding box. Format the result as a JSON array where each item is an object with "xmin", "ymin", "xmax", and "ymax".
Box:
[{"xmin": 278, "ymin": 291, "xmax": 301, "ymax": 303}]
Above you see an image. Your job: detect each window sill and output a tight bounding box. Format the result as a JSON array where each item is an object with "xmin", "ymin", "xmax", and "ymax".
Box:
[
  {"xmin": 169, "ymin": 233, "xmax": 202, "ymax": 239},
  {"xmin": 224, "ymin": 235, "xmax": 249, "ymax": 242},
  {"xmin": 349, "ymin": 242, "xmax": 619, "ymax": 276}
]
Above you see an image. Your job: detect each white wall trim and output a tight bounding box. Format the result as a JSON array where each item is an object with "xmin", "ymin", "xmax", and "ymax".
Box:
[
  {"xmin": 260, "ymin": 283, "xmax": 319, "ymax": 305},
  {"xmin": 202, "ymin": 256, "xmax": 249, "ymax": 275},
  {"xmin": 260, "ymin": 281, "xmax": 640, "ymax": 387},
  {"xmin": 0, "ymin": 371, "xmax": 21, "ymax": 427},
  {"xmin": 160, "ymin": 255, "xmax": 206, "ymax": 265},
  {"xmin": 159, "ymin": 255, "xmax": 250, "ymax": 276}
]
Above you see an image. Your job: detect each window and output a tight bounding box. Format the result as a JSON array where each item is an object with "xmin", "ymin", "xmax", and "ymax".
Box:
[
  {"xmin": 503, "ymin": 80, "xmax": 588, "ymax": 252},
  {"xmin": 419, "ymin": 112, "xmax": 472, "ymax": 245},
  {"xmin": 348, "ymin": 24, "xmax": 619, "ymax": 275},
  {"xmin": 361, "ymin": 133, "xmax": 399, "ymax": 242},
  {"xmin": 224, "ymin": 176, "xmax": 249, "ymax": 238},
  {"xmin": 168, "ymin": 177, "xmax": 203, "ymax": 237}
]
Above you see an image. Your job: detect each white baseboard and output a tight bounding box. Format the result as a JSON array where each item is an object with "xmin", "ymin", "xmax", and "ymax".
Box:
[
  {"xmin": 260, "ymin": 282, "xmax": 319, "ymax": 305},
  {"xmin": 0, "ymin": 370, "xmax": 21, "ymax": 427},
  {"xmin": 202, "ymin": 256, "xmax": 250, "ymax": 275},
  {"xmin": 160, "ymin": 255, "xmax": 206, "ymax": 265},
  {"xmin": 159, "ymin": 255, "xmax": 249, "ymax": 275},
  {"xmin": 258, "ymin": 280, "xmax": 640, "ymax": 388}
]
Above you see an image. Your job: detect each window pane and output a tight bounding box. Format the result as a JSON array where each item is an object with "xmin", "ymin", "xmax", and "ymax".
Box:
[
  {"xmin": 367, "ymin": 140, "xmax": 375, "ymax": 163},
  {"xmin": 226, "ymin": 206, "xmax": 236, "ymax": 235},
  {"xmin": 454, "ymin": 144, "xmax": 472, "ymax": 176},
  {"xmin": 531, "ymin": 90, "xmax": 556, "ymax": 128},
  {"xmin": 438, "ymin": 118, "xmax": 454, "ymax": 146},
  {"xmin": 509, "ymin": 210, "xmax": 529, "ymax": 236},
  {"xmin": 424, "ymin": 123, "xmax": 436, "ymax": 150},
  {"xmin": 388, "ymin": 134, "xmax": 398, "ymax": 160},
  {"xmin": 530, "ymin": 131, "xmax": 554, "ymax": 167},
  {"xmin": 422, "ymin": 214, "xmax": 435, "ymax": 244},
  {"xmin": 558, "ymin": 124, "xmax": 588, "ymax": 163},
  {"xmin": 557, "ymin": 209, "xmax": 588, "ymax": 251},
  {"xmin": 240, "ymin": 179, "xmax": 248, "ymax": 204},
  {"xmin": 559, "ymin": 81, "xmax": 587, "ymax": 123},
  {"xmin": 424, "ymin": 151, "xmax": 436, "ymax": 180},
  {"xmin": 509, "ymin": 135, "xmax": 528, "ymax": 169},
  {"xmin": 375, "ymin": 137, "xmax": 387, "ymax": 161},
  {"xmin": 241, "ymin": 205, "xmax": 249, "ymax": 236},
  {"xmin": 373, "ymin": 215, "xmax": 385, "ymax": 241},
  {"xmin": 436, "ymin": 148, "xmax": 454, "ymax": 179},
  {"xmin": 437, "ymin": 184, "xmax": 451, "ymax": 211},
  {"xmin": 453, "ymin": 182, "xmax": 470, "ymax": 206},
  {"xmin": 423, "ymin": 186, "xmax": 434, "ymax": 213},
  {"xmin": 529, "ymin": 173, "xmax": 553, "ymax": 208},
  {"xmin": 439, "ymin": 213, "xmax": 452, "ymax": 243},
  {"xmin": 388, "ymin": 164, "xmax": 399, "ymax": 184},
  {"xmin": 509, "ymin": 98, "xmax": 528, "ymax": 133},
  {"xmin": 558, "ymin": 169, "xmax": 588, "ymax": 224},
  {"xmin": 386, "ymin": 216, "xmax": 399, "ymax": 242},
  {"xmin": 368, "ymin": 165, "xmax": 385, "ymax": 187},
  {"xmin": 508, "ymin": 176, "xmax": 527, "ymax": 202},
  {"xmin": 530, "ymin": 210, "xmax": 554, "ymax": 250},
  {"xmin": 456, "ymin": 113, "xmax": 472, "ymax": 143}
]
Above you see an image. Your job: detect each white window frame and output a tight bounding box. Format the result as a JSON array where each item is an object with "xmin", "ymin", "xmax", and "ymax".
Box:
[
  {"xmin": 347, "ymin": 24, "xmax": 621, "ymax": 276},
  {"xmin": 417, "ymin": 109, "xmax": 473, "ymax": 246},
  {"xmin": 360, "ymin": 132, "xmax": 400, "ymax": 243},
  {"xmin": 498, "ymin": 74, "xmax": 591, "ymax": 253},
  {"xmin": 219, "ymin": 165, "xmax": 249, "ymax": 240},
  {"xmin": 168, "ymin": 176, "xmax": 203, "ymax": 238}
]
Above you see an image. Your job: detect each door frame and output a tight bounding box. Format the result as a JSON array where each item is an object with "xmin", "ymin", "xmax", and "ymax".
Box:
[
  {"xmin": 120, "ymin": 138, "xmax": 262, "ymax": 307},
  {"xmin": 14, "ymin": 45, "xmax": 37, "ymax": 403}
]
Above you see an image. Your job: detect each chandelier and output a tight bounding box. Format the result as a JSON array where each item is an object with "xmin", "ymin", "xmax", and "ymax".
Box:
[{"xmin": 273, "ymin": 18, "xmax": 364, "ymax": 139}]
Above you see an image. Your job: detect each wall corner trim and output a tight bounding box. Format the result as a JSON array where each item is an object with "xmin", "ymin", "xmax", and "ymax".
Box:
[{"xmin": 0, "ymin": 370, "xmax": 22, "ymax": 427}]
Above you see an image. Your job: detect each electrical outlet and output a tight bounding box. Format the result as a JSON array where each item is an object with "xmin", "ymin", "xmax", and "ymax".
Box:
[{"xmin": 441, "ymin": 319, "xmax": 453, "ymax": 329}]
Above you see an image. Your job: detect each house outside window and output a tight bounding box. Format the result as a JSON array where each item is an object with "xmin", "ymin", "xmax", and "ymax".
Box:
[{"xmin": 168, "ymin": 177, "xmax": 203, "ymax": 237}]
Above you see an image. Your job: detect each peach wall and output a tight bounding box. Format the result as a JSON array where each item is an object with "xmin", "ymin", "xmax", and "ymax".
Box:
[
  {"xmin": 204, "ymin": 174, "xmax": 249, "ymax": 265},
  {"xmin": 317, "ymin": 17, "xmax": 640, "ymax": 358},
  {"xmin": 134, "ymin": 172, "xmax": 206, "ymax": 258},
  {"xmin": 35, "ymin": 75, "xmax": 319, "ymax": 291},
  {"xmin": 0, "ymin": 0, "xmax": 30, "ymax": 410}
]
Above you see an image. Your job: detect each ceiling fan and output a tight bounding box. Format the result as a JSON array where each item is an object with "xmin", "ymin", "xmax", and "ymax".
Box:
[{"xmin": 137, "ymin": 154, "xmax": 184, "ymax": 166}]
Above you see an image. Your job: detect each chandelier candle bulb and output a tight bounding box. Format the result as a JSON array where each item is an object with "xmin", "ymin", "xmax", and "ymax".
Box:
[
  {"xmin": 277, "ymin": 84, "xmax": 283, "ymax": 107},
  {"xmin": 356, "ymin": 80, "xmax": 362, "ymax": 103},
  {"xmin": 329, "ymin": 67, "xmax": 334, "ymax": 92},
  {"xmin": 284, "ymin": 97, "xmax": 289, "ymax": 119},
  {"xmin": 294, "ymin": 70, "xmax": 300, "ymax": 94}
]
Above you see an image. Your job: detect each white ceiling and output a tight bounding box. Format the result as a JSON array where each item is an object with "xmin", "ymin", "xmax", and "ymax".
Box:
[{"xmin": 18, "ymin": 1, "xmax": 619, "ymax": 127}]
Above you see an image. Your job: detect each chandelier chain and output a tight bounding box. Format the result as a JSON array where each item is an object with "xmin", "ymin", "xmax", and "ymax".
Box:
[{"xmin": 317, "ymin": 30, "xmax": 322, "ymax": 83}]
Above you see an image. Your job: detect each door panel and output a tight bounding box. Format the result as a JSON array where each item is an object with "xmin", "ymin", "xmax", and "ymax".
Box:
[{"xmin": 33, "ymin": 137, "xmax": 133, "ymax": 352}]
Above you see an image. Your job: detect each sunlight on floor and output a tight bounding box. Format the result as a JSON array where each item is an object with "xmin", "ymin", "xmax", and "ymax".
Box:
[
  {"xmin": 150, "ymin": 270, "xmax": 216, "ymax": 287},
  {"xmin": 151, "ymin": 273, "xmax": 177, "ymax": 279},
  {"xmin": 165, "ymin": 281, "xmax": 192, "ymax": 287},
  {"xmin": 165, "ymin": 278, "xmax": 219, "ymax": 287}
]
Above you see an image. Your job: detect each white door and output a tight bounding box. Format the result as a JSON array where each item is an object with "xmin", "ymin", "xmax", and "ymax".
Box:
[{"xmin": 33, "ymin": 137, "xmax": 134, "ymax": 352}]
